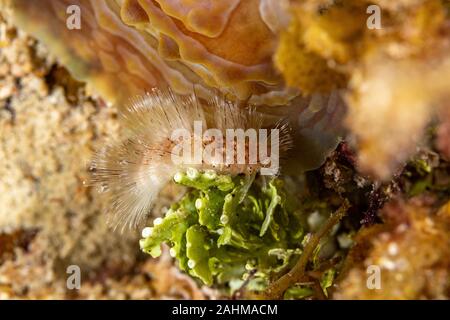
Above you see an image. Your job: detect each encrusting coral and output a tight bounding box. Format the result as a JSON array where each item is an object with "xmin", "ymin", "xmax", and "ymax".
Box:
[
  {"xmin": 275, "ymin": 0, "xmax": 450, "ymax": 180},
  {"xmin": 335, "ymin": 197, "xmax": 450, "ymax": 299},
  {"xmin": 7, "ymin": 0, "xmax": 450, "ymax": 181},
  {"xmin": 10, "ymin": 0, "xmax": 293, "ymax": 107}
]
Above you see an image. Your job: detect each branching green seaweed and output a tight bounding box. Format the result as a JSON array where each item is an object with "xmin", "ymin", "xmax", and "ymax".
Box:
[
  {"xmin": 140, "ymin": 169, "xmax": 306, "ymax": 289},
  {"xmin": 140, "ymin": 169, "xmax": 350, "ymax": 298}
]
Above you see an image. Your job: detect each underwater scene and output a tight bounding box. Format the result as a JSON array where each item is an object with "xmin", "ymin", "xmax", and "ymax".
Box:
[{"xmin": 0, "ymin": 0, "xmax": 449, "ymax": 301}]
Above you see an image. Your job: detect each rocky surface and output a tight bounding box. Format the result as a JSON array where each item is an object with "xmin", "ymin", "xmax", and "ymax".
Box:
[{"xmin": 0, "ymin": 11, "xmax": 204, "ymax": 299}]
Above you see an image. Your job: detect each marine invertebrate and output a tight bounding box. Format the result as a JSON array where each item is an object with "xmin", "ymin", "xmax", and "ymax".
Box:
[
  {"xmin": 274, "ymin": 2, "xmax": 361, "ymax": 95},
  {"xmin": 347, "ymin": 48, "xmax": 450, "ymax": 180},
  {"xmin": 2, "ymin": 1, "xmax": 354, "ymax": 299},
  {"xmin": 88, "ymin": 89, "xmax": 357, "ymax": 296},
  {"xmin": 335, "ymin": 196, "xmax": 450, "ymax": 299},
  {"xmin": 10, "ymin": 0, "xmax": 293, "ymax": 107},
  {"xmin": 7, "ymin": 0, "xmax": 347, "ymax": 174},
  {"xmin": 90, "ymin": 89, "xmax": 292, "ymax": 229},
  {"xmin": 276, "ymin": 0, "xmax": 450, "ymax": 180},
  {"xmin": 7, "ymin": 0, "xmax": 450, "ymax": 302}
]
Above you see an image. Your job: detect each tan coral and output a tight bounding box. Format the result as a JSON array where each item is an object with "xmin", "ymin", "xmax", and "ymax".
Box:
[
  {"xmin": 334, "ymin": 197, "xmax": 450, "ymax": 300},
  {"xmin": 276, "ymin": 0, "xmax": 450, "ymax": 180},
  {"xmin": 0, "ymin": 12, "xmax": 204, "ymax": 300},
  {"xmin": 346, "ymin": 47, "xmax": 450, "ymax": 180},
  {"xmin": 10, "ymin": 0, "xmax": 295, "ymax": 107},
  {"xmin": 346, "ymin": 0, "xmax": 450, "ymax": 180}
]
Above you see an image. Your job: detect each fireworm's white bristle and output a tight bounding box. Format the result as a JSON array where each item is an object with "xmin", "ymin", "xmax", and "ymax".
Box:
[{"xmin": 89, "ymin": 88, "xmax": 293, "ymax": 230}]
